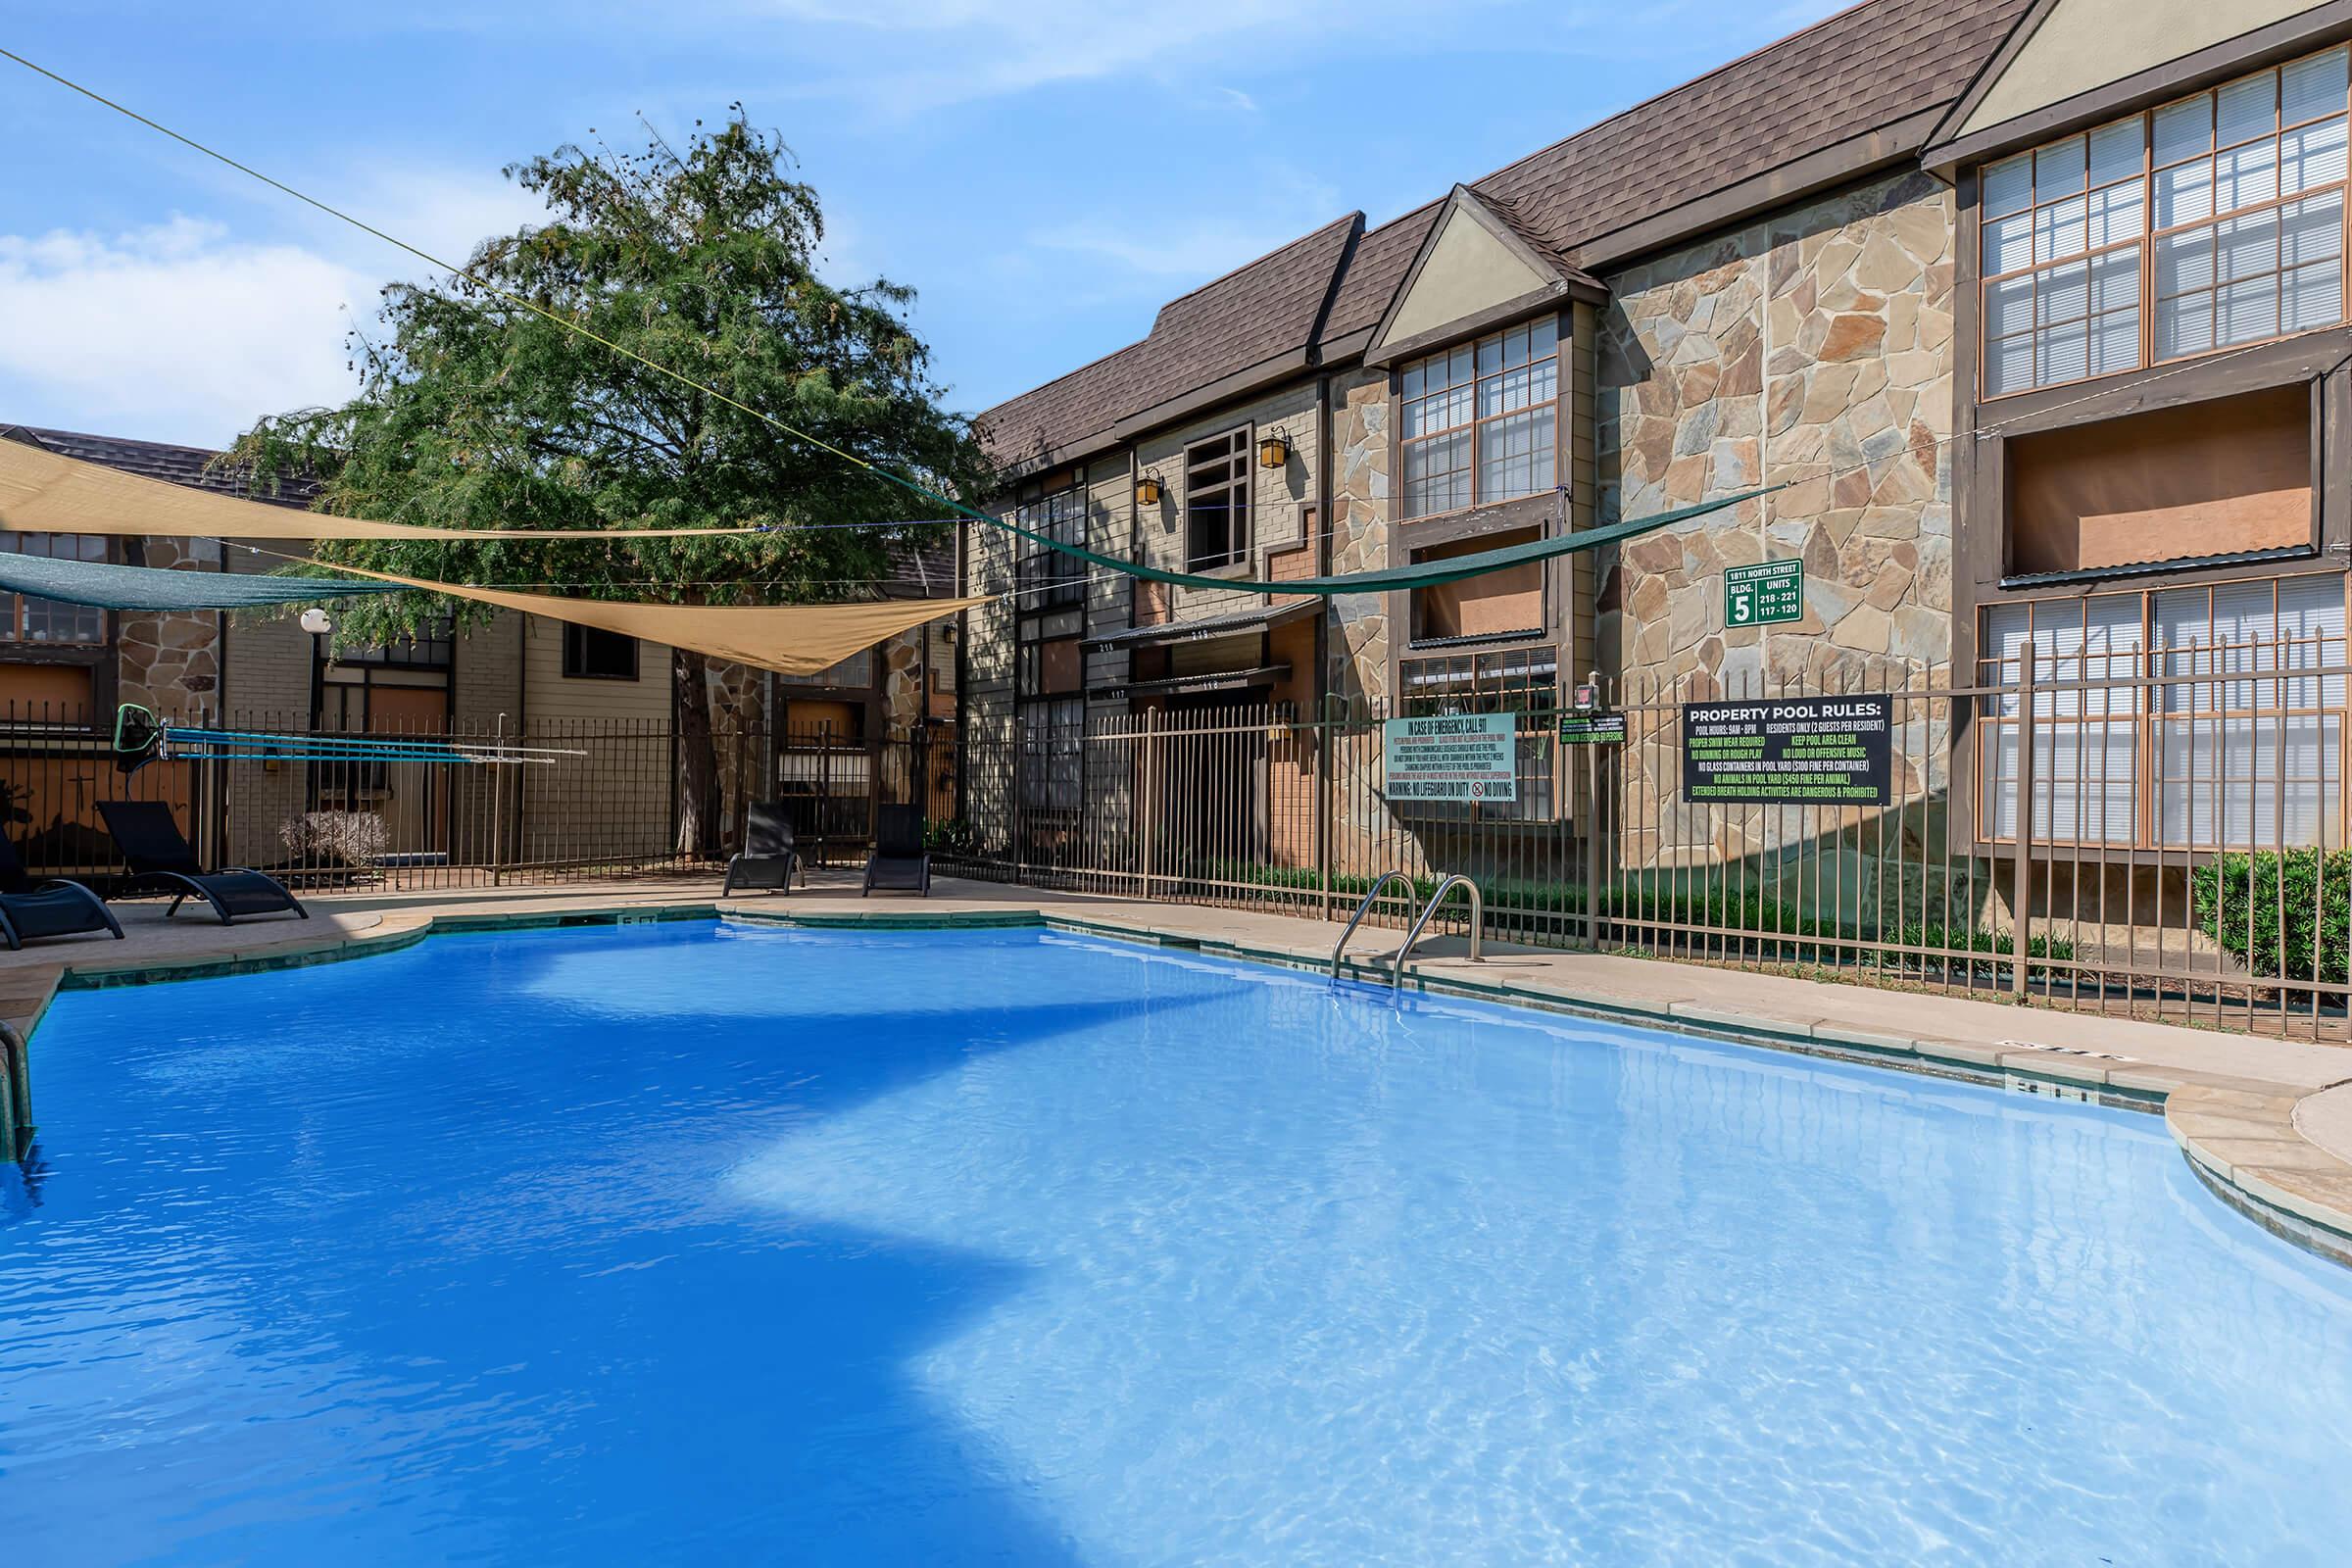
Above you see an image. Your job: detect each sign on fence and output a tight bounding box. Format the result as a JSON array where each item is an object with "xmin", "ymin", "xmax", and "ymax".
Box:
[
  {"xmin": 1725, "ymin": 558, "xmax": 1803, "ymax": 627},
  {"xmin": 1556, "ymin": 710, "xmax": 1627, "ymax": 746},
  {"xmin": 1383, "ymin": 712, "xmax": 1518, "ymax": 803},
  {"xmin": 1681, "ymin": 694, "xmax": 1892, "ymax": 805}
]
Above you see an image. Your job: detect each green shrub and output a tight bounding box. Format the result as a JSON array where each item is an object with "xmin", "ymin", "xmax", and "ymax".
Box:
[
  {"xmin": 924, "ymin": 819, "xmax": 981, "ymax": 857},
  {"xmin": 2191, "ymin": 849, "xmax": 2352, "ymax": 985}
]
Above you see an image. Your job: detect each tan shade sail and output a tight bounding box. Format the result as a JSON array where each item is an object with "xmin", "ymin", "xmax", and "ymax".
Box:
[
  {"xmin": 0, "ymin": 435, "xmax": 767, "ymax": 539},
  {"xmin": 335, "ymin": 562, "xmax": 985, "ymax": 677}
]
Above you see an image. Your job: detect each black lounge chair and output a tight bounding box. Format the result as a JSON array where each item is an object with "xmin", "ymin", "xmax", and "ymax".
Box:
[
  {"xmin": 722, "ymin": 802, "xmax": 802, "ymax": 896},
  {"xmin": 0, "ymin": 834, "xmax": 123, "ymax": 951},
  {"xmin": 95, "ymin": 801, "xmax": 308, "ymax": 926},
  {"xmin": 862, "ymin": 805, "xmax": 931, "ymax": 897}
]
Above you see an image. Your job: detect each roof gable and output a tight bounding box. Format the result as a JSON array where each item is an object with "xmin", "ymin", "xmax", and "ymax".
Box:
[
  {"xmin": 1366, "ymin": 187, "xmax": 1599, "ymax": 365},
  {"xmin": 1951, "ymin": 0, "xmax": 2325, "ymax": 139},
  {"xmin": 978, "ymin": 0, "xmax": 2037, "ymax": 469}
]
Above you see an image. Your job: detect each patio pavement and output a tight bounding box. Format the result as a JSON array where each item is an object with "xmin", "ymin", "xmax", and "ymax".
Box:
[{"xmin": 6, "ymin": 870, "xmax": 2350, "ymax": 1264}]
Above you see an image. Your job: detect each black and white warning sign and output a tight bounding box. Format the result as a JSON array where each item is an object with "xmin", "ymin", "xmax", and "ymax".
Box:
[{"xmin": 1680, "ymin": 694, "xmax": 1892, "ymax": 806}]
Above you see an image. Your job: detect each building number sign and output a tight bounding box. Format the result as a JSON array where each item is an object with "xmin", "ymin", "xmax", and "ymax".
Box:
[{"xmin": 1725, "ymin": 558, "xmax": 1803, "ymax": 628}]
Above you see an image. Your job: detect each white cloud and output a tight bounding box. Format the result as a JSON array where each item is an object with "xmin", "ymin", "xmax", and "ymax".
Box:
[
  {"xmin": 1031, "ymin": 215, "xmax": 1307, "ymax": 283},
  {"xmin": 0, "ymin": 167, "xmax": 559, "ymax": 448},
  {"xmin": 738, "ymin": 0, "xmax": 1494, "ymax": 112},
  {"xmin": 0, "ymin": 218, "xmax": 367, "ymax": 446},
  {"xmin": 339, "ymin": 164, "xmax": 555, "ymax": 274}
]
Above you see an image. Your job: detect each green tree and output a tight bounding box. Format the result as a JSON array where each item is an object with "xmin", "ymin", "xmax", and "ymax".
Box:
[{"xmin": 229, "ymin": 111, "xmax": 989, "ymax": 857}]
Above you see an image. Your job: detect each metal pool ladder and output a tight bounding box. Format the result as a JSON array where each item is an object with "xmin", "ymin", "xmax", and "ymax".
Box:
[
  {"xmin": 1388, "ymin": 874, "xmax": 1483, "ymax": 989},
  {"xmin": 1330, "ymin": 869, "xmax": 1415, "ymax": 978},
  {"xmin": 1328, "ymin": 870, "xmax": 1485, "ymax": 987}
]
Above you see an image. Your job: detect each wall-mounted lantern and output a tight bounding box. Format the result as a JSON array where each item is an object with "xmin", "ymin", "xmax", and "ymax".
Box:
[
  {"xmin": 1256, "ymin": 432, "xmax": 1291, "ymax": 469},
  {"xmin": 1136, "ymin": 473, "xmax": 1163, "ymax": 507}
]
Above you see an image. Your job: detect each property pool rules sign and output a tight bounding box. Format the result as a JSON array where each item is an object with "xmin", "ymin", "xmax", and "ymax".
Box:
[
  {"xmin": 1681, "ymin": 694, "xmax": 1893, "ymax": 806},
  {"xmin": 1383, "ymin": 712, "xmax": 1518, "ymax": 803}
]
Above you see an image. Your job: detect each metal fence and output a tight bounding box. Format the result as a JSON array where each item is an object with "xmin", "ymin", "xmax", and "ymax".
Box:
[
  {"xmin": 927, "ymin": 646, "xmax": 2352, "ymax": 1039},
  {"xmin": 14, "ymin": 647, "xmax": 2351, "ymax": 1039},
  {"xmin": 1, "ymin": 704, "xmax": 910, "ymax": 895}
]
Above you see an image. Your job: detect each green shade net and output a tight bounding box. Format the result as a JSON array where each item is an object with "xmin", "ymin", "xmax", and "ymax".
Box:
[
  {"xmin": 995, "ymin": 486, "xmax": 1777, "ymax": 596},
  {"xmin": 0, "ymin": 552, "xmax": 406, "ymax": 612}
]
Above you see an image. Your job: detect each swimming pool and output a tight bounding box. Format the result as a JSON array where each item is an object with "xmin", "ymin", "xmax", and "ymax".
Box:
[{"xmin": 3, "ymin": 920, "xmax": 2349, "ymax": 1564}]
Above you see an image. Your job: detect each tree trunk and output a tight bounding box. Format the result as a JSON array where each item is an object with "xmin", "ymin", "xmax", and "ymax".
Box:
[{"xmin": 674, "ymin": 646, "xmax": 723, "ymax": 860}]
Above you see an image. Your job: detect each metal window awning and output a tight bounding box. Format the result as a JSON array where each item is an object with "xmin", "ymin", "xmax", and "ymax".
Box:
[
  {"xmin": 1102, "ymin": 663, "xmax": 1291, "ymax": 699},
  {"xmin": 1084, "ymin": 598, "xmax": 1318, "ymax": 649}
]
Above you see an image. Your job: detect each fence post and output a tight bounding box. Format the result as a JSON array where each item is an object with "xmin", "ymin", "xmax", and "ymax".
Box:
[
  {"xmin": 490, "ymin": 711, "xmax": 509, "ymax": 886},
  {"xmin": 1139, "ymin": 707, "xmax": 1158, "ymax": 902},
  {"xmin": 1314, "ymin": 694, "xmax": 1335, "ymax": 922},
  {"xmin": 734, "ymin": 724, "xmax": 750, "ymax": 853},
  {"xmin": 2011, "ymin": 653, "xmax": 2036, "ymax": 1002},
  {"xmin": 1585, "ymin": 669, "xmax": 1604, "ymax": 952}
]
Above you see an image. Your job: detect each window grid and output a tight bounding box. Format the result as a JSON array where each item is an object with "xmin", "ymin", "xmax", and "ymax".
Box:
[
  {"xmin": 1014, "ymin": 482, "xmax": 1087, "ymax": 609},
  {"xmin": 0, "ymin": 533, "xmax": 109, "ymax": 646},
  {"xmin": 1981, "ymin": 44, "xmax": 2352, "ymax": 399},
  {"xmin": 1399, "ymin": 317, "xmax": 1560, "ymax": 519},
  {"xmin": 1017, "ymin": 696, "xmax": 1085, "ymax": 814},
  {"xmin": 1183, "ymin": 430, "xmax": 1250, "ymax": 571},
  {"xmin": 1975, "ymin": 576, "xmax": 2347, "ymax": 850}
]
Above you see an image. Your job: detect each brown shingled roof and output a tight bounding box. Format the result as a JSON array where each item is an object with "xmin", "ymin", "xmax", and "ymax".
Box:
[
  {"xmin": 1319, "ymin": 200, "xmax": 1441, "ymax": 346},
  {"xmin": 4, "ymin": 424, "xmax": 319, "ymax": 508},
  {"xmin": 1114, "ymin": 212, "xmax": 1359, "ymax": 427},
  {"xmin": 978, "ymin": 216, "xmax": 1359, "ymax": 466},
  {"xmin": 974, "ymin": 340, "xmax": 1152, "ymax": 469},
  {"xmin": 1473, "ymin": 0, "xmax": 2034, "ymax": 261},
  {"xmin": 981, "ymin": 0, "xmax": 2035, "ymax": 465}
]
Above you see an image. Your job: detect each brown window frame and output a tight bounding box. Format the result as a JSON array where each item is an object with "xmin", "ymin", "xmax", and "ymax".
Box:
[
  {"xmin": 0, "ymin": 532, "xmax": 113, "ymax": 648},
  {"xmin": 1012, "ymin": 473, "xmax": 1088, "ymax": 610},
  {"xmin": 561, "ymin": 623, "xmax": 640, "ymax": 681},
  {"xmin": 1396, "ymin": 314, "xmax": 1563, "ymax": 521},
  {"xmin": 1182, "ymin": 428, "xmax": 1251, "ymax": 571},
  {"xmin": 1973, "ymin": 574, "xmax": 2347, "ymax": 850},
  {"xmin": 1979, "ymin": 43, "xmax": 2352, "ymax": 401}
]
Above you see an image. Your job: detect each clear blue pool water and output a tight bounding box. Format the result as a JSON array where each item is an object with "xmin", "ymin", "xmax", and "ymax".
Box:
[{"xmin": 4, "ymin": 921, "xmax": 2352, "ymax": 1565}]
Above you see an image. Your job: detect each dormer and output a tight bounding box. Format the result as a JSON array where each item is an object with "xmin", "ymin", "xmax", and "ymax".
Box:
[{"xmin": 1365, "ymin": 185, "xmax": 1605, "ymax": 370}]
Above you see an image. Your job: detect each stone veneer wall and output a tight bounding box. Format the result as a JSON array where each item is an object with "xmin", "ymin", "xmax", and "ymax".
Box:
[
  {"xmin": 116, "ymin": 537, "xmax": 224, "ymax": 713},
  {"xmin": 1326, "ymin": 367, "xmax": 1391, "ymax": 712},
  {"xmin": 1596, "ymin": 170, "xmax": 1954, "ymax": 690},
  {"xmin": 1593, "ymin": 171, "xmax": 1958, "ymax": 908}
]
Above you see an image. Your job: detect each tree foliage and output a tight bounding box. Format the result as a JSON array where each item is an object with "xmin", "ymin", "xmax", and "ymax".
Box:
[{"xmin": 228, "ymin": 110, "xmax": 991, "ymax": 853}]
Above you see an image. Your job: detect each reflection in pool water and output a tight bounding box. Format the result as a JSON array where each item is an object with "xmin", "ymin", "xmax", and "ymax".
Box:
[{"xmin": 5, "ymin": 921, "xmax": 2350, "ymax": 1564}]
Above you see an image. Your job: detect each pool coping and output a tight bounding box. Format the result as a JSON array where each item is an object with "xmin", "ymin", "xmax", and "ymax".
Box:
[{"xmin": 9, "ymin": 898, "xmax": 2352, "ymax": 1271}]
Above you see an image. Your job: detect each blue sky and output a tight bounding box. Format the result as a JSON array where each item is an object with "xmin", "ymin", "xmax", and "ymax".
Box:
[{"xmin": 0, "ymin": 0, "xmax": 1844, "ymax": 449}]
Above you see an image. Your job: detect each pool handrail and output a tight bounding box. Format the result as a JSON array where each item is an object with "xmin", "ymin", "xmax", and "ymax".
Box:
[
  {"xmin": 1330, "ymin": 869, "xmax": 1417, "ymax": 978},
  {"xmin": 1389, "ymin": 873, "xmax": 1483, "ymax": 989}
]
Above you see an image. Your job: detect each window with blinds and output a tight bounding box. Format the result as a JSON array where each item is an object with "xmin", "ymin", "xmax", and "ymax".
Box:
[
  {"xmin": 1, "ymin": 533, "xmax": 108, "ymax": 646},
  {"xmin": 1978, "ymin": 574, "xmax": 2346, "ymax": 848},
  {"xmin": 1981, "ymin": 44, "xmax": 2350, "ymax": 397},
  {"xmin": 1398, "ymin": 317, "xmax": 1560, "ymax": 519}
]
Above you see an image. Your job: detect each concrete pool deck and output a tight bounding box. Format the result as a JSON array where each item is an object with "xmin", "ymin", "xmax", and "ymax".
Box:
[{"xmin": 5, "ymin": 873, "xmax": 2351, "ymax": 1266}]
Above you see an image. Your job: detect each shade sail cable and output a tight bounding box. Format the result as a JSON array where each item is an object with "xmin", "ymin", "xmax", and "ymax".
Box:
[
  {"xmin": 304, "ymin": 560, "xmax": 990, "ymax": 678},
  {"xmin": 0, "ymin": 435, "xmax": 771, "ymax": 540},
  {"xmin": 0, "ymin": 549, "xmax": 406, "ymax": 611},
  {"xmin": 0, "ymin": 546, "xmax": 982, "ymax": 677},
  {"xmin": 0, "ymin": 47, "xmax": 1774, "ymax": 598}
]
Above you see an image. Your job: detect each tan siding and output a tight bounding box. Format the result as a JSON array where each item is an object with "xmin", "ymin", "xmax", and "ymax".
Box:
[{"xmin": 521, "ymin": 614, "xmax": 672, "ymax": 723}]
